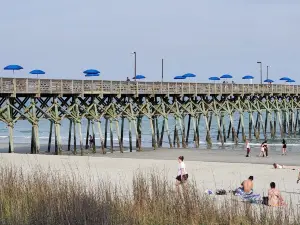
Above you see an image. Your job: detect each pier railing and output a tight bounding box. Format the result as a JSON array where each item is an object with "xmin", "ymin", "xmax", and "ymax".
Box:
[{"xmin": 0, "ymin": 77, "xmax": 299, "ymax": 95}]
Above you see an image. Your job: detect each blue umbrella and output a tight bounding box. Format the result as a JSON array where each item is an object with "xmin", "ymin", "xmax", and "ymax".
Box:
[
  {"xmin": 209, "ymin": 77, "xmax": 220, "ymax": 81},
  {"xmin": 279, "ymin": 77, "xmax": 291, "ymax": 81},
  {"xmin": 83, "ymin": 69, "xmax": 100, "ymax": 74},
  {"xmin": 132, "ymin": 75, "xmax": 145, "ymax": 80},
  {"xmin": 220, "ymin": 74, "xmax": 233, "ymax": 79},
  {"xmin": 30, "ymin": 69, "xmax": 45, "ymax": 78},
  {"xmin": 242, "ymin": 75, "xmax": 254, "ymax": 80},
  {"xmin": 174, "ymin": 76, "xmax": 186, "ymax": 80},
  {"xmin": 183, "ymin": 73, "xmax": 196, "ymax": 78},
  {"xmin": 85, "ymin": 73, "xmax": 100, "ymax": 77},
  {"xmin": 286, "ymin": 79, "xmax": 295, "ymax": 83},
  {"xmin": 264, "ymin": 79, "xmax": 274, "ymax": 83},
  {"xmin": 4, "ymin": 64, "xmax": 23, "ymax": 73}
]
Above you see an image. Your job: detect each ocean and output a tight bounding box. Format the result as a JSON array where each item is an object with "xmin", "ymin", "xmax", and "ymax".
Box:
[{"xmin": 0, "ymin": 111, "xmax": 299, "ymax": 153}]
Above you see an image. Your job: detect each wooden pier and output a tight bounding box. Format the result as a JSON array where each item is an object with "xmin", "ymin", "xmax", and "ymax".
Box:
[{"xmin": 0, "ymin": 77, "xmax": 300, "ymax": 154}]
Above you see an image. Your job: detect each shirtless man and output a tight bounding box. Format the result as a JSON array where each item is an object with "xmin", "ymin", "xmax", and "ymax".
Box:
[{"xmin": 241, "ymin": 176, "xmax": 254, "ymax": 193}]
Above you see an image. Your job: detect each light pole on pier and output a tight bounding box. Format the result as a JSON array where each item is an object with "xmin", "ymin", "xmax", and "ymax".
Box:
[
  {"xmin": 161, "ymin": 58, "xmax": 164, "ymax": 83},
  {"xmin": 132, "ymin": 52, "xmax": 137, "ymax": 82},
  {"xmin": 257, "ymin": 61, "xmax": 262, "ymax": 84},
  {"xmin": 267, "ymin": 65, "xmax": 270, "ymax": 79}
]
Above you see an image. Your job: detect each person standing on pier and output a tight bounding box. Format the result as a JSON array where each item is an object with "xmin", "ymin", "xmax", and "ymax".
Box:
[
  {"xmin": 245, "ymin": 139, "xmax": 251, "ymax": 157},
  {"xmin": 282, "ymin": 139, "xmax": 287, "ymax": 156}
]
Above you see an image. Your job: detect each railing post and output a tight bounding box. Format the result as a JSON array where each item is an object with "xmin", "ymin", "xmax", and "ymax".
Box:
[
  {"xmin": 119, "ymin": 81, "xmax": 122, "ymax": 96},
  {"xmin": 91, "ymin": 80, "xmax": 94, "ymax": 94},
  {"xmin": 101, "ymin": 80, "xmax": 104, "ymax": 97},
  {"xmin": 167, "ymin": 83, "xmax": 170, "ymax": 96},
  {"xmin": 38, "ymin": 79, "xmax": 41, "ymax": 96},
  {"xmin": 0, "ymin": 78, "xmax": 2, "ymax": 93},
  {"xmin": 195, "ymin": 83, "xmax": 197, "ymax": 96},
  {"xmin": 136, "ymin": 82, "xmax": 139, "ymax": 96},
  {"xmin": 181, "ymin": 82, "xmax": 183, "ymax": 96},
  {"xmin": 13, "ymin": 78, "xmax": 16, "ymax": 96},
  {"xmin": 189, "ymin": 82, "xmax": 191, "ymax": 94},
  {"xmin": 50, "ymin": 79, "xmax": 53, "ymax": 94},
  {"xmin": 61, "ymin": 80, "xmax": 63, "ymax": 96},
  {"xmin": 26, "ymin": 78, "xmax": 28, "ymax": 93},
  {"xmin": 71, "ymin": 80, "xmax": 74, "ymax": 94},
  {"xmin": 110, "ymin": 81, "xmax": 113, "ymax": 93},
  {"xmin": 81, "ymin": 80, "xmax": 84, "ymax": 96}
]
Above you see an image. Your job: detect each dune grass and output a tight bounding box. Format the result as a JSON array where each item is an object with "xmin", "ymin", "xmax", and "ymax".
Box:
[{"xmin": 0, "ymin": 165, "xmax": 298, "ymax": 225}]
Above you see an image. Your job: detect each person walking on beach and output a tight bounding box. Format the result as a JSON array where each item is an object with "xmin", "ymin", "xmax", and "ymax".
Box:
[
  {"xmin": 245, "ymin": 139, "xmax": 251, "ymax": 157},
  {"xmin": 282, "ymin": 139, "xmax": 287, "ymax": 155},
  {"xmin": 175, "ymin": 156, "xmax": 188, "ymax": 190},
  {"xmin": 259, "ymin": 142, "xmax": 266, "ymax": 157},
  {"xmin": 89, "ymin": 135, "xmax": 94, "ymax": 148}
]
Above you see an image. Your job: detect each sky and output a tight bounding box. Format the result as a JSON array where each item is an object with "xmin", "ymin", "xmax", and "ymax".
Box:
[{"xmin": 0, "ymin": 0, "xmax": 299, "ymax": 83}]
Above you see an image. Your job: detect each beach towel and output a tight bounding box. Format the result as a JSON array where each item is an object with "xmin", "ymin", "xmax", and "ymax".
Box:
[{"xmin": 235, "ymin": 187, "xmax": 261, "ymax": 203}]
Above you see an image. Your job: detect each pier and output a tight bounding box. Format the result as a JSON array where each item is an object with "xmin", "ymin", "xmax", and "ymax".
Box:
[{"xmin": 0, "ymin": 77, "xmax": 300, "ymax": 155}]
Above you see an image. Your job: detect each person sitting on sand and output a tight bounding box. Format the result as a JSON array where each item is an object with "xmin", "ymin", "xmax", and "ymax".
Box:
[
  {"xmin": 175, "ymin": 156, "xmax": 188, "ymax": 190},
  {"xmin": 268, "ymin": 182, "xmax": 285, "ymax": 206},
  {"xmin": 236, "ymin": 176, "xmax": 254, "ymax": 195}
]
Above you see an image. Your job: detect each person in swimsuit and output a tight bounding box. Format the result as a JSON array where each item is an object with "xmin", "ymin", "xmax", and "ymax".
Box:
[
  {"xmin": 245, "ymin": 139, "xmax": 251, "ymax": 157},
  {"xmin": 89, "ymin": 135, "xmax": 94, "ymax": 148},
  {"xmin": 175, "ymin": 156, "xmax": 188, "ymax": 190},
  {"xmin": 268, "ymin": 182, "xmax": 285, "ymax": 206},
  {"xmin": 259, "ymin": 142, "xmax": 266, "ymax": 157},
  {"xmin": 282, "ymin": 139, "xmax": 287, "ymax": 155}
]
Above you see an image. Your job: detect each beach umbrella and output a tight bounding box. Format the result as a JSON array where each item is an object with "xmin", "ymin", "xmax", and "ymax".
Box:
[
  {"xmin": 242, "ymin": 75, "xmax": 254, "ymax": 84},
  {"xmin": 4, "ymin": 64, "xmax": 23, "ymax": 74},
  {"xmin": 83, "ymin": 69, "xmax": 100, "ymax": 75},
  {"xmin": 30, "ymin": 69, "xmax": 45, "ymax": 78},
  {"xmin": 174, "ymin": 76, "xmax": 186, "ymax": 80},
  {"xmin": 132, "ymin": 75, "xmax": 145, "ymax": 80},
  {"xmin": 279, "ymin": 77, "xmax": 291, "ymax": 81},
  {"xmin": 220, "ymin": 74, "xmax": 233, "ymax": 79},
  {"xmin": 286, "ymin": 79, "xmax": 295, "ymax": 83},
  {"xmin": 85, "ymin": 73, "xmax": 100, "ymax": 77},
  {"xmin": 264, "ymin": 79, "xmax": 274, "ymax": 83},
  {"xmin": 242, "ymin": 75, "xmax": 254, "ymax": 80},
  {"xmin": 209, "ymin": 77, "xmax": 220, "ymax": 81},
  {"xmin": 183, "ymin": 73, "xmax": 196, "ymax": 78}
]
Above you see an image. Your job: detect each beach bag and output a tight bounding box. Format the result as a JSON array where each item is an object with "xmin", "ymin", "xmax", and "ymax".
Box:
[
  {"xmin": 262, "ymin": 197, "xmax": 269, "ymax": 205},
  {"xmin": 216, "ymin": 189, "xmax": 227, "ymax": 195}
]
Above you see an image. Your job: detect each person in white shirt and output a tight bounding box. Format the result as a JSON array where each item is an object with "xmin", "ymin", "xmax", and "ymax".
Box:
[
  {"xmin": 175, "ymin": 156, "xmax": 188, "ymax": 189},
  {"xmin": 245, "ymin": 139, "xmax": 250, "ymax": 157}
]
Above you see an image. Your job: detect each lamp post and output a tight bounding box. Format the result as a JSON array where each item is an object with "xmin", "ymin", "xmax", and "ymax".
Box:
[
  {"xmin": 257, "ymin": 62, "xmax": 262, "ymax": 84},
  {"xmin": 161, "ymin": 58, "xmax": 164, "ymax": 83},
  {"xmin": 132, "ymin": 52, "xmax": 137, "ymax": 82},
  {"xmin": 267, "ymin": 65, "xmax": 270, "ymax": 79}
]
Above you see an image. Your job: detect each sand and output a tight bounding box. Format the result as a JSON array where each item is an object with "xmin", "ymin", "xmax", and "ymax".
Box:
[{"xmin": 1, "ymin": 147, "xmax": 300, "ymax": 209}]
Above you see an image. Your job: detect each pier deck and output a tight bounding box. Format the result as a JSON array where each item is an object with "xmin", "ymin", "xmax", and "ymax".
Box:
[{"xmin": 0, "ymin": 77, "xmax": 300, "ymax": 155}]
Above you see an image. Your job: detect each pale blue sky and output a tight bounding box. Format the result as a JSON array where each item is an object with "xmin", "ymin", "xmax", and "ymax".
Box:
[{"xmin": 0, "ymin": 0, "xmax": 299, "ymax": 83}]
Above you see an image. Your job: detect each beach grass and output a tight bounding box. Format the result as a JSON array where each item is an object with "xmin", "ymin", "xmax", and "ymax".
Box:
[{"xmin": 0, "ymin": 165, "xmax": 298, "ymax": 225}]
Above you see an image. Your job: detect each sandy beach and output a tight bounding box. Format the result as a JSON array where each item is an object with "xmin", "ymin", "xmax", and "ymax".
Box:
[{"xmin": 1, "ymin": 147, "xmax": 300, "ymax": 210}]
